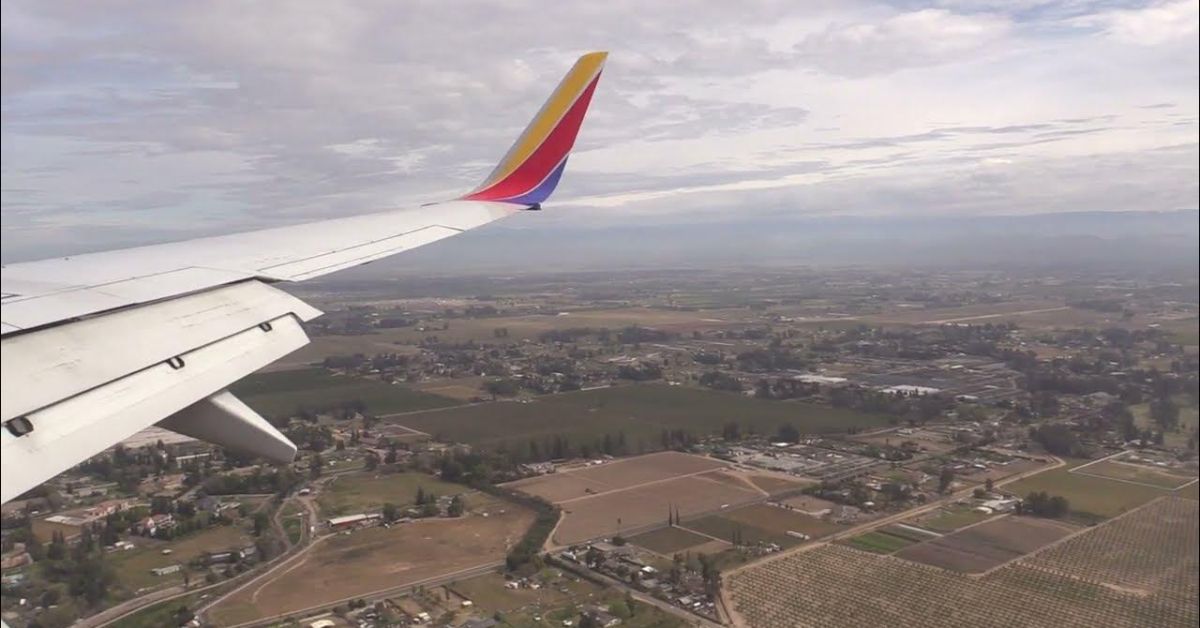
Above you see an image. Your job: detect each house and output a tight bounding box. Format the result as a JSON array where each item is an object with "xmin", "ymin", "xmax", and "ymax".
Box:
[
  {"xmin": 583, "ymin": 605, "xmax": 622, "ymax": 627},
  {"xmin": 136, "ymin": 513, "xmax": 176, "ymax": 536},
  {"xmin": 0, "ymin": 552, "xmax": 31, "ymax": 570},
  {"xmin": 326, "ymin": 513, "xmax": 382, "ymax": 530}
]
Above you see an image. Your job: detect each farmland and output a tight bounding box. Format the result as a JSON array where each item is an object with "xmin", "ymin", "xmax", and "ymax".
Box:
[
  {"xmin": 316, "ymin": 471, "xmax": 466, "ymax": 517},
  {"xmin": 629, "ymin": 526, "xmax": 717, "ymax": 555},
  {"xmin": 684, "ymin": 504, "xmax": 842, "ymax": 548},
  {"xmin": 1131, "ymin": 396, "xmax": 1199, "ymax": 449},
  {"xmin": 1020, "ymin": 498, "xmax": 1197, "ymax": 605},
  {"xmin": 508, "ymin": 451, "xmax": 728, "ymax": 502},
  {"xmin": 550, "ymin": 474, "xmax": 760, "ymax": 545},
  {"xmin": 1004, "ymin": 460, "xmax": 1168, "ymax": 521},
  {"xmin": 913, "ymin": 504, "xmax": 994, "ymax": 533},
  {"xmin": 1073, "ymin": 458, "xmax": 1196, "ymax": 490},
  {"xmin": 389, "ymin": 384, "xmax": 890, "ymax": 452},
  {"xmin": 109, "ymin": 525, "xmax": 251, "ymax": 591},
  {"xmin": 506, "ymin": 452, "xmax": 765, "ymax": 545},
  {"xmin": 845, "ymin": 530, "xmax": 916, "ymax": 554},
  {"xmin": 730, "ymin": 501, "xmax": 1197, "ymax": 628},
  {"xmin": 894, "ymin": 516, "xmax": 1078, "ymax": 573},
  {"xmin": 231, "ymin": 368, "xmax": 456, "ymax": 420},
  {"xmin": 208, "ymin": 494, "xmax": 532, "ymax": 624}
]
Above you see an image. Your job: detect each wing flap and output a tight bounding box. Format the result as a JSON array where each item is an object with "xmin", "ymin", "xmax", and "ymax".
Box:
[
  {"xmin": 0, "ymin": 311, "xmax": 310, "ymax": 503},
  {"xmin": 1, "ymin": 280, "xmax": 320, "ymax": 422}
]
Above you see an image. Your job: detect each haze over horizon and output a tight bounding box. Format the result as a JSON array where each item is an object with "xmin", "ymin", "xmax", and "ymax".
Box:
[{"xmin": 3, "ymin": 1, "xmax": 1199, "ymax": 261}]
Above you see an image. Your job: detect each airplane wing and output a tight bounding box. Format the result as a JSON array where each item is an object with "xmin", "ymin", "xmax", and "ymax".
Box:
[{"xmin": 0, "ymin": 51, "xmax": 607, "ymax": 504}]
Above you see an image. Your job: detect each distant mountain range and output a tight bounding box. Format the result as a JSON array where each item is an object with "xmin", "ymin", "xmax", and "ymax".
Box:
[{"xmin": 345, "ymin": 209, "xmax": 1199, "ymax": 276}]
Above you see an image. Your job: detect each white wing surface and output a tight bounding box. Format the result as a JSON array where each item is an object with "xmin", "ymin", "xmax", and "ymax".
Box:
[{"xmin": 0, "ymin": 52, "xmax": 608, "ymax": 503}]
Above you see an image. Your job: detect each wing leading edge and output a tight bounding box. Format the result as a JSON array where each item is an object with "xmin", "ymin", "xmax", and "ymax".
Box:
[{"xmin": 0, "ymin": 52, "xmax": 608, "ymax": 504}]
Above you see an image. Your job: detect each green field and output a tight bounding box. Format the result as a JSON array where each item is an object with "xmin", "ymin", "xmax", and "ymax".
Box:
[
  {"xmin": 280, "ymin": 502, "xmax": 305, "ymax": 545},
  {"xmin": 683, "ymin": 504, "xmax": 839, "ymax": 549},
  {"xmin": 110, "ymin": 525, "xmax": 251, "ymax": 591},
  {"xmin": 390, "ymin": 384, "xmax": 890, "ymax": 452},
  {"xmin": 917, "ymin": 505, "xmax": 993, "ymax": 533},
  {"xmin": 629, "ymin": 526, "xmax": 715, "ymax": 555},
  {"xmin": 1075, "ymin": 459, "xmax": 1196, "ymax": 489},
  {"xmin": 1004, "ymin": 459, "xmax": 1168, "ymax": 522},
  {"xmin": 316, "ymin": 471, "xmax": 466, "ymax": 517},
  {"xmin": 845, "ymin": 530, "xmax": 915, "ymax": 554},
  {"xmin": 1131, "ymin": 396, "xmax": 1200, "ymax": 449},
  {"xmin": 231, "ymin": 368, "xmax": 456, "ymax": 420}
]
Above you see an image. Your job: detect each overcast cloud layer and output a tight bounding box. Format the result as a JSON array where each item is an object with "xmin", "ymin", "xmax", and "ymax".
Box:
[{"xmin": 2, "ymin": 0, "xmax": 1198, "ymax": 260}]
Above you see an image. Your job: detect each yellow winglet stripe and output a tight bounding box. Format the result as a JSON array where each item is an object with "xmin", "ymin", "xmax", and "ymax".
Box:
[{"xmin": 476, "ymin": 51, "xmax": 607, "ymax": 191}]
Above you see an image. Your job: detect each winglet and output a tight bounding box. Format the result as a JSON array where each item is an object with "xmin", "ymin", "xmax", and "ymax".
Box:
[{"xmin": 462, "ymin": 51, "xmax": 607, "ymax": 205}]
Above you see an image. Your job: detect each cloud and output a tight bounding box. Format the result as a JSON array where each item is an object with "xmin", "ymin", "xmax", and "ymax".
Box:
[
  {"xmin": 1074, "ymin": 0, "xmax": 1199, "ymax": 45},
  {"xmin": 1, "ymin": 1, "xmax": 1197, "ymax": 260},
  {"xmin": 794, "ymin": 8, "xmax": 1012, "ymax": 77}
]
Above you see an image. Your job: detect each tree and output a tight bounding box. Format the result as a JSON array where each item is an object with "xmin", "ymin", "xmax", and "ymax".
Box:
[
  {"xmin": 1150, "ymin": 398, "xmax": 1181, "ymax": 432},
  {"xmin": 309, "ymin": 454, "xmax": 324, "ymax": 479},
  {"xmin": 776, "ymin": 424, "xmax": 801, "ymax": 444},
  {"xmin": 1030, "ymin": 424, "xmax": 1082, "ymax": 457},
  {"xmin": 365, "ymin": 453, "xmax": 379, "ymax": 471},
  {"xmin": 938, "ymin": 467, "xmax": 955, "ymax": 494},
  {"xmin": 415, "ymin": 486, "xmax": 427, "ymax": 505},
  {"xmin": 383, "ymin": 502, "xmax": 399, "ymax": 522},
  {"xmin": 253, "ymin": 512, "xmax": 270, "ymax": 537},
  {"xmin": 448, "ymin": 495, "xmax": 465, "ymax": 517},
  {"xmin": 985, "ymin": 477, "xmax": 995, "ymax": 493}
]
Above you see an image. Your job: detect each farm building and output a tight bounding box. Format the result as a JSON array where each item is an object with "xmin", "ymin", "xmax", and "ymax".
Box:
[
  {"xmin": 326, "ymin": 513, "xmax": 382, "ymax": 530},
  {"xmin": 150, "ymin": 564, "xmax": 181, "ymax": 577}
]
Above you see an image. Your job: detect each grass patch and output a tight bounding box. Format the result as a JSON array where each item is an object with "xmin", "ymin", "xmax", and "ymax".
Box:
[
  {"xmin": 110, "ymin": 525, "xmax": 250, "ymax": 592},
  {"xmin": 684, "ymin": 504, "xmax": 839, "ymax": 548},
  {"xmin": 629, "ymin": 526, "xmax": 713, "ymax": 554},
  {"xmin": 845, "ymin": 530, "xmax": 914, "ymax": 554},
  {"xmin": 1075, "ymin": 459, "xmax": 1196, "ymax": 489},
  {"xmin": 231, "ymin": 368, "xmax": 456, "ymax": 420},
  {"xmin": 280, "ymin": 502, "xmax": 305, "ymax": 545},
  {"xmin": 391, "ymin": 384, "xmax": 890, "ymax": 452},
  {"xmin": 919, "ymin": 505, "xmax": 993, "ymax": 533},
  {"xmin": 1004, "ymin": 459, "xmax": 1167, "ymax": 522},
  {"xmin": 316, "ymin": 471, "xmax": 465, "ymax": 517},
  {"xmin": 1131, "ymin": 396, "xmax": 1199, "ymax": 449}
]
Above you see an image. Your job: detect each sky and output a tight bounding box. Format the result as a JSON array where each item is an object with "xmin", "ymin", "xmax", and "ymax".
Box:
[{"xmin": 2, "ymin": 0, "xmax": 1198, "ymax": 260}]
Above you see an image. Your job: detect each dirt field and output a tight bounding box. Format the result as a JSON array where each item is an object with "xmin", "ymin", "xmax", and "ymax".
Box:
[
  {"xmin": 895, "ymin": 515, "xmax": 1078, "ymax": 574},
  {"xmin": 508, "ymin": 451, "xmax": 728, "ymax": 502},
  {"xmin": 316, "ymin": 471, "xmax": 466, "ymax": 517},
  {"xmin": 629, "ymin": 526, "xmax": 716, "ymax": 555},
  {"xmin": 552, "ymin": 474, "xmax": 761, "ymax": 545},
  {"xmin": 209, "ymin": 495, "xmax": 532, "ymax": 624},
  {"xmin": 509, "ymin": 452, "xmax": 764, "ymax": 545}
]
